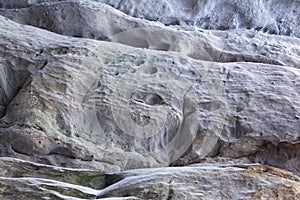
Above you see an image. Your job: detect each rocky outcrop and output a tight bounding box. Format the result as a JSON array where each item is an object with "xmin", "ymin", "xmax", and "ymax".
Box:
[
  {"xmin": 2, "ymin": 0, "xmax": 300, "ymax": 39},
  {"xmin": 0, "ymin": 0, "xmax": 159, "ymax": 40},
  {"xmin": 0, "ymin": 0, "xmax": 299, "ymax": 199},
  {"xmin": 0, "ymin": 11, "xmax": 300, "ymax": 172},
  {"xmin": 1, "ymin": 157, "xmax": 300, "ymax": 199},
  {"xmin": 93, "ymin": 0, "xmax": 300, "ymax": 37}
]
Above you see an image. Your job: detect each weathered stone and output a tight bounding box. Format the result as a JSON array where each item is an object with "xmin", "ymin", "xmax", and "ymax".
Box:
[
  {"xmin": 0, "ymin": 158, "xmax": 300, "ymax": 200},
  {"xmin": 0, "ymin": 157, "xmax": 103, "ymax": 199},
  {"xmin": 0, "ymin": 0, "xmax": 300, "ymax": 199},
  {"xmin": 0, "ymin": 14, "xmax": 299, "ymax": 173},
  {"xmin": 1, "ymin": 0, "xmax": 300, "ymax": 38},
  {"xmin": 96, "ymin": 0, "xmax": 300, "ymax": 37},
  {"xmin": 99, "ymin": 163, "xmax": 300, "ymax": 200},
  {"xmin": 110, "ymin": 26, "xmax": 300, "ymax": 68},
  {"xmin": 0, "ymin": 0, "xmax": 159, "ymax": 40}
]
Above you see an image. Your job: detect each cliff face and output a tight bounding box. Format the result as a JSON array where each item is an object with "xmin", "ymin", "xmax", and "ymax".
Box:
[{"xmin": 0, "ymin": 0, "xmax": 300, "ymax": 199}]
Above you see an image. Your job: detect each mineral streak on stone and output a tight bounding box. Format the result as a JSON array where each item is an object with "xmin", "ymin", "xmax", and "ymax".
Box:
[{"xmin": 0, "ymin": 0, "xmax": 300, "ymax": 199}]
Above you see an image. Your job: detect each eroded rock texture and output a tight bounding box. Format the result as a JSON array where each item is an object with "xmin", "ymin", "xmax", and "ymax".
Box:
[
  {"xmin": 1, "ymin": 158, "xmax": 300, "ymax": 199},
  {"xmin": 3, "ymin": 0, "xmax": 299, "ymax": 37},
  {"xmin": 0, "ymin": 0, "xmax": 300, "ymax": 199},
  {"xmin": 97, "ymin": 0, "xmax": 300, "ymax": 37}
]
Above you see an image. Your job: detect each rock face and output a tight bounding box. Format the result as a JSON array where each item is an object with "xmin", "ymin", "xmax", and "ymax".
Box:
[
  {"xmin": 0, "ymin": 0, "xmax": 300, "ymax": 199},
  {"xmin": 0, "ymin": 0, "xmax": 159, "ymax": 40},
  {"xmin": 97, "ymin": 0, "xmax": 300, "ymax": 37},
  {"xmin": 1, "ymin": 157, "xmax": 300, "ymax": 199}
]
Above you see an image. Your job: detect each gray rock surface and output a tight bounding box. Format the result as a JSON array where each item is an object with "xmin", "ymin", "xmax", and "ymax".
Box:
[
  {"xmin": 96, "ymin": 0, "xmax": 300, "ymax": 37},
  {"xmin": 0, "ymin": 0, "xmax": 159, "ymax": 40},
  {"xmin": 2, "ymin": 0, "xmax": 300, "ymax": 40},
  {"xmin": 0, "ymin": 13, "xmax": 299, "ymax": 172},
  {"xmin": 0, "ymin": 0, "xmax": 300, "ymax": 199},
  {"xmin": 1, "ymin": 157, "xmax": 300, "ymax": 200}
]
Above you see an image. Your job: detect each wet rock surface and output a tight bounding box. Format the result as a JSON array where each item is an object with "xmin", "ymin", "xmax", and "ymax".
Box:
[{"xmin": 0, "ymin": 0, "xmax": 299, "ymax": 199}]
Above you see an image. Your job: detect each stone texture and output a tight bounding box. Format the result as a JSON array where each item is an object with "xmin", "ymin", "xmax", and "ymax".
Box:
[
  {"xmin": 98, "ymin": 163, "xmax": 300, "ymax": 200},
  {"xmin": 0, "ymin": 157, "xmax": 300, "ymax": 200},
  {"xmin": 0, "ymin": 0, "xmax": 159, "ymax": 40},
  {"xmin": 96, "ymin": 0, "xmax": 300, "ymax": 37},
  {"xmin": 0, "ymin": 7, "xmax": 300, "ymax": 173},
  {"xmin": 2, "ymin": 0, "xmax": 300, "ymax": 42},
  {"xmin": 0, "ymin": 0, "xmax": 300, "ymax": 199},
  {"xmin": 110, "ymin": 26, "xmax": 300, "ymax": 68}
]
